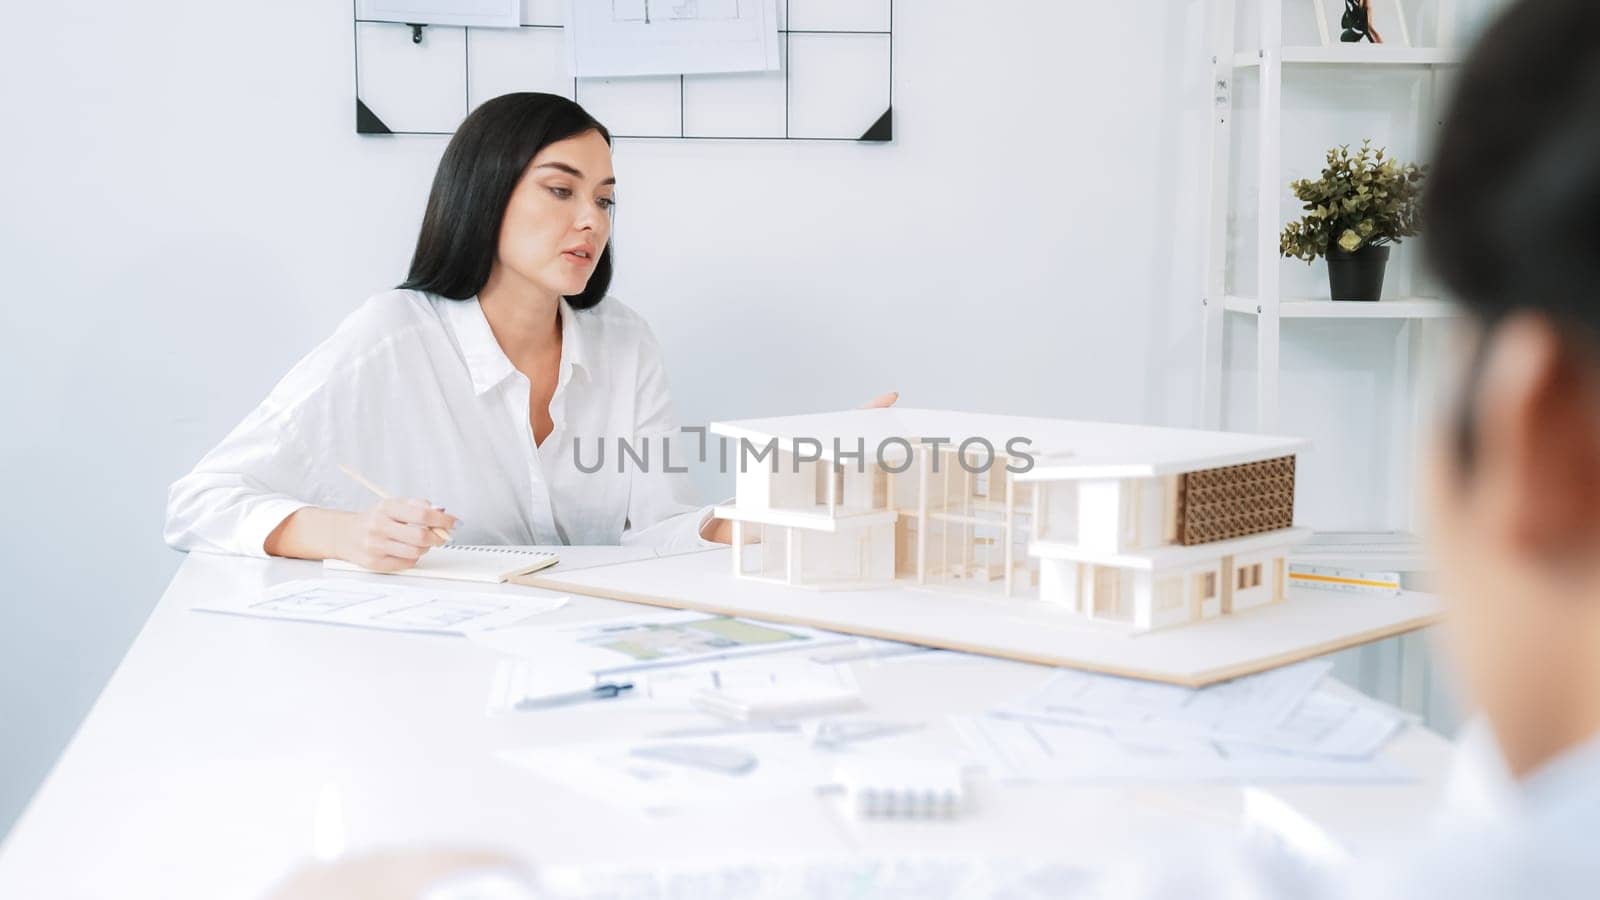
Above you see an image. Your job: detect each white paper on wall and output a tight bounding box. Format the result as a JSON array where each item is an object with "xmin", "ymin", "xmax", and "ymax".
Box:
[{"xmin": 564, "ymin": 0, "xmax": 781, "ymax": 78}]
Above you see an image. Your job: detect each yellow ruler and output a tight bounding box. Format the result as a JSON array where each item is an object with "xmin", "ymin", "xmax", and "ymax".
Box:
[{"xmin": 1288, "ymin": 565, "xmax": 1402, "ymax": 595}]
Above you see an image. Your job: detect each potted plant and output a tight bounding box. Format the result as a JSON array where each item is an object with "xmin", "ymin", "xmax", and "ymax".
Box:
[{"xmin": 1280, "ymin": 141, "xmax": 1425, "ymax": 301}]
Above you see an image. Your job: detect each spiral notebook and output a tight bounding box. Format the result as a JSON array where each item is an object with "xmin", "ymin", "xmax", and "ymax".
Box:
[{"xmin": 325, "ymin": 545, "xmax": 559, "ymax": 584}]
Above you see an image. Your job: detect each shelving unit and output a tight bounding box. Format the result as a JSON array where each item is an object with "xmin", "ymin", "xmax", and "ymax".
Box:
[
  {"xmin": 1221, "ymin": 295, "xmax": 1458, "ymax": 318},
  {"xmin": 1233, "ymin": 44, "xmax": 1463, "ymax": 66},
  {"xmin": 1293, "ymin": 530, "xmax": 1428, "ymax": 572},
  {"xmin": 1198, "ymin": 0, "xmax": 1462, "ymax": 575}
]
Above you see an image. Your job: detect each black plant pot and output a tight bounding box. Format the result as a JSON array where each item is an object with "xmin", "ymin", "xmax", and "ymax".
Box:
[{"xmin": 1325, "ymin": 243, "xmax": 1390, "ymax": 301}]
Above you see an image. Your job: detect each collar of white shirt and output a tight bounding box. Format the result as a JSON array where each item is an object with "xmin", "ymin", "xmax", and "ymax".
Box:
[
  {"xmin": 1518, "ymin": 725, "xmax": 1600, "ymax": 820},
  {"xmin": 1442, "ymin": 715, "xmax": 1600, "ymax": 831},
  {"xmin": 443, "ymin": 295, "xmax": 598, "ymax": 396}
]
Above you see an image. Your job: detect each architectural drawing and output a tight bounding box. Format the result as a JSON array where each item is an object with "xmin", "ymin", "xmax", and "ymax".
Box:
[
  {"xmin": 373, "ymin": 597, "xmax": 514, "ymax": 629},
  {"xmin": 611, "ymin": 0, "xmax": 648, "ymax": 22},
  {"xmin": 224, "ymin": 580, "xmax": 562, "ymax": 634},
  {"xmin": 612, "ymin": 0, "xmax": 741, "ymax": 24},
  {"xmin": 254, "ymin": 585, "xmax": 387, "ymax": 615},
  {"xmin": 711, "ymin": 408, "xmax": 1310, "ymax": 633},
  {"xmin": 581, "ymin": 616, "xmax": 806, "ymax": 661},
  {"xmin": 669, "ymin": 0, "xmax": 742, "ymax": 20}
]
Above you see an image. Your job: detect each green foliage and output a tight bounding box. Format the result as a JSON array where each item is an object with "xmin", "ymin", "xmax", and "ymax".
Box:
[{"xmin": 1279, "ymin": 141, "xmax": 1426, "ymax": 263}]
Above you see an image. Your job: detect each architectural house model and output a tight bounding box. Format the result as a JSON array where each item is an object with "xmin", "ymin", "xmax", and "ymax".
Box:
[{"xmin": 710, "ymin": 408, "xmax": 1310, "ymax": 633}]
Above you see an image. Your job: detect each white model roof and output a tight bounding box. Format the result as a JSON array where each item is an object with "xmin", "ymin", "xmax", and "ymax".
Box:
[{"xmin": 708, "ymin": 407, "xmax": 1307, "ymax": 480}]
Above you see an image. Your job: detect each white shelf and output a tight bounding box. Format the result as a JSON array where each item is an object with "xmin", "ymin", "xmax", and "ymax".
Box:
[
  {"xmin": 1222, "ymin": 295, "xmax": 1460, "ymax": 319},
  {"xmin": 1233, "ymin": 45, "xmax": 1464, "ymax": 68},
  {"xmin": 1291, "ymin": 531, "xmax": 1429, "ymax": 572}
]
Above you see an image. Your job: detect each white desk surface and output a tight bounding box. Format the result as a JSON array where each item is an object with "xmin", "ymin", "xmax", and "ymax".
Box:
[{"xmin": 0, "ymin": 549, "xmax": 1455, "ymax": 899}]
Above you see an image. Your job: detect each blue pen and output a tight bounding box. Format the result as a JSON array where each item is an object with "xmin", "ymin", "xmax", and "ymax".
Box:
[{"xmin": 515, "ymin": 681, "xmax": 634, "ymax": 711}]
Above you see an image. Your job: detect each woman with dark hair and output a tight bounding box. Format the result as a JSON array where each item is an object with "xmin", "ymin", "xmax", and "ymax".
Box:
[{"xmin": 165, "ymin": 93, "xmax": 867, "ymax": 569}]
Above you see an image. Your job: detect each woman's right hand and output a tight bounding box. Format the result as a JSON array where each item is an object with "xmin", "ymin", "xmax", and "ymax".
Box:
[{"xmin": 335, "ymin": 498, "xmax": 459, "ymax": 571}]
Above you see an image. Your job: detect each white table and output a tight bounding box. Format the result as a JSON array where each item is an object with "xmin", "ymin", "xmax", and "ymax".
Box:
[{"xmin": 0, "ymin": 550, "xmax": 1455, "ymax": 899}]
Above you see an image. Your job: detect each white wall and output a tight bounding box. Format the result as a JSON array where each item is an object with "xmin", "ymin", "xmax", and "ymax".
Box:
[
  {"xmin": 0, "ymin": 0, "xmax": 1504, "ymax": 839},
  {"xmin": 1, "ymin": 0, "xmax": 453, "ymax": 838}
]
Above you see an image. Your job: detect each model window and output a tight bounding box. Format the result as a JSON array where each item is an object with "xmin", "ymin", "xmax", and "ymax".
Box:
[{"xmin": 1158, "ymin": 580, "xmax": 1183, "ymax": 611}]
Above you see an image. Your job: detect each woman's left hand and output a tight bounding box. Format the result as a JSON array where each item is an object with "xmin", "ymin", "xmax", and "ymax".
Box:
[{"xmin": 700, "ymin": 391, "xmax": 900, "ymax": 544}]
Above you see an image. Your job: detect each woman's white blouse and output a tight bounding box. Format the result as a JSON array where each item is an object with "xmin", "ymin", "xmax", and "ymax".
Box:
[{"xmin": 165, "ymin": 290, "xmax": 718, "ymax": 556}]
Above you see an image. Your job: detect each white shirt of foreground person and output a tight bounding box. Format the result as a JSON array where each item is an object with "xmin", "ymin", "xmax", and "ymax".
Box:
[
  {"xmin": 165, "ymin": 289, "xmax": 720, "ymax": 556},
  {"xmin": 1347, "ymin": 723, "xmax": 1600, "ymax": 900},
  {"xmin": 1089, "ymin": 723, "xmax": 1600, "ymax": 900}
]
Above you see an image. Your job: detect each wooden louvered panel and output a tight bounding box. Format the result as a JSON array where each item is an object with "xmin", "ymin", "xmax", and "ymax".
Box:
[{"xmin": 1177, "ymin": 456, "xmax": 1296, "ymax": 546}]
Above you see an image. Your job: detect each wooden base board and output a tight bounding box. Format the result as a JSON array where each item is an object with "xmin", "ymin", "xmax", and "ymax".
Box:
[{"xmin": 513, "ymin": 548, "xmax": 1443, "ymax": 686}]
